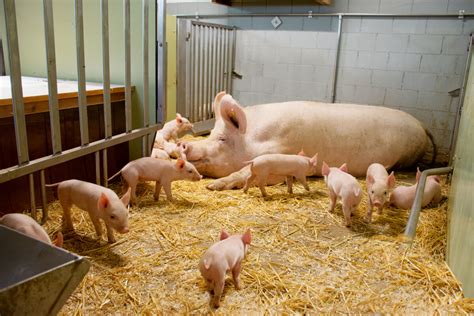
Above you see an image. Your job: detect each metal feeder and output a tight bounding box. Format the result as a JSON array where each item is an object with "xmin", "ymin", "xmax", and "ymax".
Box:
[{"xmin": 0, "ymin": 226, "xmax": 90, "ymax": 315}]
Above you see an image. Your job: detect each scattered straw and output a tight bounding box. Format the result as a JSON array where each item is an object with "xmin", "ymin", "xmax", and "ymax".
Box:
[{"xmin": 36, "ymin": 149, "xmax": 474, "ymax": 314}]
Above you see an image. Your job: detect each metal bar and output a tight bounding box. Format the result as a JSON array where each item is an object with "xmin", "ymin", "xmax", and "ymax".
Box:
[
  {"xmin": 178, "ymin": 13, "xmax": 474, "ymax": 18},
  {"xmin": 102, "ymin": 149, "xmax": 108, "ymax": 187},
  {"xmin": 216, "ymin": 27, "xmax": 222, "ymax": 98},
  {"xmin": 29, "ymin": 173, "xmax": 36, "ymax": 220},
  {"xmin": 331, "ymin": 15, "xmax": 343, "ymax": 103},
  {"xmin": 224, "ymin": 29, "xmax": 230, "ymax": 91},
  {"xmin": 229, "ymin": 27, "xmax": 237, "ymax": 94},
  {"xmin": 124, "ymin": 0, "xmax": 132, "ymax": 132},
  {"xmin": 203, "ymin": 25, "xmax": 210, "ymax": 121},
  {"xmin": 191, "ymin": 20, "xmax": 236, "ymax": 29},
  {"xmin": 404, "ymin": 166, "xmax": 454, "ymax": 241},
  {"xmin": 195, "ymin": 25, "xmax": 201, "ymax": 122},
  {"xmin": 101, "ymin": 0, "xmax": 112, "ymax": 139},
  {"xmin": 142, "ymin": 0, "xmax": 150, "ymax": 156},
  {"xmin": 157, "ymin": 0, "xmax": 166, "ymax": 123},
  {"xmin": 43, "ymin": 0, "xmax": 62, "ymax": 155},
  {"xmin": 95, "ymin": 151, "xmax": 100, "ymax": 185},
  {"xmin": 0, "ymin": 125, "xmax": 160, "ymax": 184},
  {"xmin": 449, "ymin": 35, "xmax": 473, "ymax": 162},
  {"xmin": 177, "ymin": 19, "xmax": 190, "ymax": 118},
  {"xmin": 75, "ymin": 0, "xmax": 89, "ymax": 145},
  {"xmin": 209, "ymin": 26, "xmax": 215, "ymax": 119},
  {"xmin": 188, "ymin": 22, "xmax": 194, "ymax": 120},
  {"xmin": 40, "ymin": 169, "xmax": 48, "ymax": 224},
  {"xmin": 3, "ymin": 0, "xmax": 29, "ymax": 164}
]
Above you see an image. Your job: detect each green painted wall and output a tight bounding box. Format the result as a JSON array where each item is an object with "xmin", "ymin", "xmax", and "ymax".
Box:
[
  {"xmin": 0, "ymin": 0, "xmax": 156, "ymax": 159},
  {"xmin": 447, "ymin": 51, "xmax": 474, "ymax": 298}
]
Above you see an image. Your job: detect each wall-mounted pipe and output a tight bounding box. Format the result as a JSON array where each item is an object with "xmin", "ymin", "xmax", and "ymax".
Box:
[
  {"xmin": 404, "ymin": 166, "xmax": 454, "ymax": 241},
  {"xmin": 331, "ymin": 14, "xmax": 342, "ymax": 103}
]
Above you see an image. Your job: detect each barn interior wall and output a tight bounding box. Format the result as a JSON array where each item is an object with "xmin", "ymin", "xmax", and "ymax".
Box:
[
  {"xmin": 0, "ymin": 0, "xmax": 156, "ymax": 160},
  {"xmin": 169, "ymin": 0, "xmax": 473, "ymax": 163}
]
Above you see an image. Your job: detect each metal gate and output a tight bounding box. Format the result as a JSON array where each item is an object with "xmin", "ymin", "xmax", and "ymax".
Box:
[{"xmin": 177, "ymin": 20, "xmax": 236, "ymax": 134}]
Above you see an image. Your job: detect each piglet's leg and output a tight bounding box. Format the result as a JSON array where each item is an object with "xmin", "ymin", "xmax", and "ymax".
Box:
[
  {"xmin": 342, "ymin": 204, "xmax": 352, "ymax": 227},
  {"xmin": 212, "ymin": 278, "xmax": 225, "ymax": 308},
  {"xmin": 286, "ymin": 176, "xmax": 294, "ymax": 194},
  {"xmin": 154, "ymin": 181, "xmax": 162, "ymax": 201},
  {"xmin": 296, "ymin": 176, "xmax": 310, "ymax": 191},
  {"xmin": 232, "ymin": 261, "xmax": 242, "ymax": 290},
  {"xmin": 257, "ymin": 178, "xmax": 268, "ymax": 197},
  {"xmin": 60, "ymin": 201, "xmax": 74, "ymax": 232},
  {"xmin": 328, "ymin": 190, "xmax": 337, "ymax": 213},
  {"xmin": 242, "ymin": 173, "xmax": 256, "ymax": 194},
  {"xmin": 88, "ymin": 214, "xmax": 105, "ymax": 242},
  {"xmin": 105, "ymin": 224, "xmax": 116, "ymax": 243},
  {"xmin": 163, "ymin": 182, "xmax": 173, "ymax": 201}
]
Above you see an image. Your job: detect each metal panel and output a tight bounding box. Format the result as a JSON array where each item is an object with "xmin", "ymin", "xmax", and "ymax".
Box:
[
  {"xmin": 0, "ymin": 125, "xmax": 160, "ymax": 184},
  {"xmin": 157, "ymin": 0, "xmax": 166, "ymax": 123},
  {"xmin": 124, "ymin": 0, "xmax": 132, "ymax": 132},
  {"xmin": 142, "ymin": 0, "xmax": 150, "ymax": 156},
  {"xmin": 74, "ymin": 0, "xmax": 89, "ymax": 145},
  {"xmin": 43, "ymin": 0, "xmax": 62, "ymax": 154},
  {"xmin": 101, "ymin": 0, "xmax": 112, "ymax": 139},
  {"xmin": 447, "ymin": 49, "xmax": 474, "ymax": 298},
  {"xmin": 3, "ymin": 0, "xmax": 29, "ymax": 164}
]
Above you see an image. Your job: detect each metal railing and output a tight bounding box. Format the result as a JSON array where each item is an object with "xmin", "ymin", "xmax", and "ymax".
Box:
[
  {"xmin": 177, "ymin": 20, "xmax": 236, "ymax": 133},
  {"xmin": 1, "ymin": 0, "xmax": 162, "ymax": 223}
]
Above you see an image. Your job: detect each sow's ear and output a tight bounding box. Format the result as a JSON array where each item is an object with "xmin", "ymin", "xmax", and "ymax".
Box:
[
  {"xmin": 212, "ymin": 91, "xmax": 227, "ymax": 119},
  {"xmin": 220, "ymin": 94, "xmax": 247, "ymax": 134}
]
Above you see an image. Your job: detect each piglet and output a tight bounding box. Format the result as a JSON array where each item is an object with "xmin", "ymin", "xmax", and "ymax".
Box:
[
  {"xmin": 46, "ymin": 180, "xmax": 131, "ymax": 243},
  {"xmin": 199, "ymin": 229, "xmax": 252, "ymax": 308},
  {"xmin": 0, "ymin": 213, "xmax": 63, "ymax": 247},
  {"xmin": 390, "ymin": 168, "xmax": 442, "ymax": 209},
  {"xmin": 155, "ymin": 113, "xmax": 193, "ymax": 143},
  {"xmin": 242, "ymin": 152, "xmax": 318, "ymax": 197},
  {"xmin": 322, "ymin": 162, "xmax": 362, "ymax": 227},
  {"xmin": 108, "ymin": 157, "xmax": 202, "ymax": 204},
  {"xmin": 365, "ymin": 163, "xmax": 396, "ymax": 223}
]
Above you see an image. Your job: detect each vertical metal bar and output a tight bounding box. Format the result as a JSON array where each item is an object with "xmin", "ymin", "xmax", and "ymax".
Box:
[
  {"xmin": 102, "ymin": 149, "xmax": 108, "ymax": 187},
  {"xmin": 195, "ymin": 25, "xmax": 201, "ymax": 122},
  {"xmin": 124, "ymin": 0, "xmax": 132, "ymax": 132},
  {"xmin": 187, "ymin": 23, "xmax": 194, "ymax": 121},
  {"xmin": 101, "ymin": 0, "xmax": 112, "ymax": 139},
  {"xmin": 209, "ymin": 27, "xmax": 215, "ymax": 119},
  {"xmin": 3, "ymin": 0, "xmax": 29, "ymax": 164},
  {"xmin": 29, "ymin": 174, "xmax": 36, "ymax": 220},
  {"xmin": 43, "ymin": 0, "xmax": 62, "ymax": 155},
  {"xmin": 183, "ymin": 20, "xmax": 192, "ymax": 119},
  {"xmin": 203, "ymin": 26, "xmax": 209, "ymax": 121},
  {"xmin": 226, "ymin": 29, "xmax": 232, "ymax": 92},
  {"xmin": 449, "ymin": 35, "xmax": 473, "ymax": 163},
  {"xmin": 40, "ymin": 169, "xmax": 48, "ymax": 224},
  {"xmin": 229, "ymin": 27, "xmax": 237, "ymax": 94},
  {"xmin": 95, "ymin": 151, "xmax": 100, "ymax": 185},
  {"xmin": 142, "ymin": 0, "xmax": 150, "ymax": 157},
  {"xmin": 223, "ymin": 29, "xmax": 229, "ymax": 92},
  {"xmin": 331, "ymin": 15, "xmax": 343, "ymax": 103},
  {"xmin": 75, "ymin": 0, "xmax": 89, "ymax": 145},
  {"xmin": 216, "ymin": 27, "xmax": 222, "ymax": 99},
  {"xmin": 157, "ymin": 0, "xmax": 166, "ymax": 123}
]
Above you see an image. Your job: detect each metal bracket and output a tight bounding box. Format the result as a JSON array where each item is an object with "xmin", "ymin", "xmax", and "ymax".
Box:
[
  {"xmin": 308, "ymin": 10, "xmax": 313, "ymax": 19},
  {"xmin": 195, "ymin": 11, "xmax": 200, "ymax": 20},
  {"xmin": 232, "ymin": 70, "xmax": 243, "ymax": 79},
  {"xmin": 186, "ymin": 32, "xmax": 191, "ymax": 41},
  {"xmin": 458, "ymin": 10, "xmax": 465, "ymax": 20}
]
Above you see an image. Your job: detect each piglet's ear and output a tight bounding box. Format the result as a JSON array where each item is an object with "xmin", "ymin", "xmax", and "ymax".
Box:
[
  {"xmin": 298, "ymin": 149, "xmax": 306, "ymax": 156},
  {"xmin": 387, "ymin": 171, "xmax": 396, "ymax": 188},
  {"xmin": 220, "ymin": 229, "xmax": 230, "ymax": 240},
  {"xmin": 241, "ymin": 229, "xmax": 251, "ymax": 245},
  {"xmin": 321, "ymin": 161, "xmax": 330, "ymax": 176},
  {"xmin": 98, "ymin": 193, "xmax": 109, "ymax": 210},
  {"xmin": 367, "ymin": 174, "xmax": 375, "ymax": 186},
  {"xmin": 176, "ymin": 113, "xmax": 183, "ymax": 124},
  {"xmin": 310, "ymin": 153, "xmax": 318, "ymax": 166},
  {"xmin": 176, "ymin": 158, "xmax": 185, "ymax": 169},
  {"xmin": 339, "ymin": 163, "xmax": 348, "ymax": 173},
  {"xmin": 121, "ymin": 187, "xmax": 131, "ymax": 206}
]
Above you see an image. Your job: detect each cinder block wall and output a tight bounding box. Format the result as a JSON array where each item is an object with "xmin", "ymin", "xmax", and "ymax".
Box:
[{"xmin": 169, "ymin": 0, "xmax": 474, "ymax": 163}]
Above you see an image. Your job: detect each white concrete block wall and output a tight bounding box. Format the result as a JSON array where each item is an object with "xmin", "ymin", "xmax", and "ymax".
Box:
[{"xmin": 169, "ymin": 0, "xmax": 473, "ymax": 162}]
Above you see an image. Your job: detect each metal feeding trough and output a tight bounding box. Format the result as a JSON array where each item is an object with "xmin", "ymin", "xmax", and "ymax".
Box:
[{"xmin": 0, "ymin": 226, "xmax": 90, "ymax": 315}]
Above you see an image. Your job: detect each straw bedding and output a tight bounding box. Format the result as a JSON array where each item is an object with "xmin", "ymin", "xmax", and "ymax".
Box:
[{"xmin": 39, "ymin": 157, "xmax": 473, "ymax": 314}]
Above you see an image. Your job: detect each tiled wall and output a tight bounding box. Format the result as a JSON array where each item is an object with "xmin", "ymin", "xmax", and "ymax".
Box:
[{"xmin": 168, "ymin": 0, "xmax": 474, "ymax": 162}]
